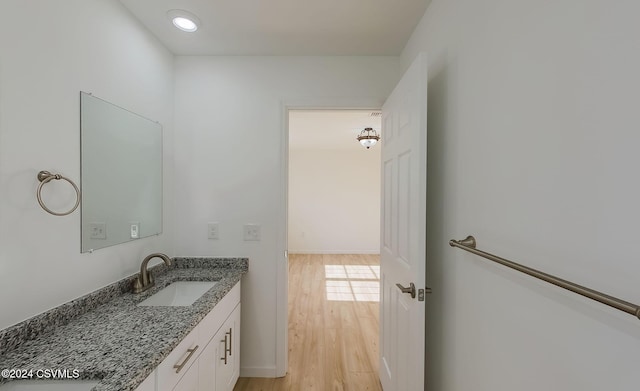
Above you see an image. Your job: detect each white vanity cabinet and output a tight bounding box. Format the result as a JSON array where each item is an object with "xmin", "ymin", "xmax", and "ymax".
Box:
[{"xmin": 153, "ymin": 281, "xmax": 241, "ymax": 391}]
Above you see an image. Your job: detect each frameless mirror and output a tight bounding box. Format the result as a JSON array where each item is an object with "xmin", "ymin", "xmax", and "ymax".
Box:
[{"xmin": 80, "ymin": 92, "xmax": 162, "ymax": 253}]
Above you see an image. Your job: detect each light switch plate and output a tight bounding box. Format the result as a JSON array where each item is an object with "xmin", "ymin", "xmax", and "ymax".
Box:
[{"xmin": 243, "ymin": 224, "xmax": 261, "ymax": 241}]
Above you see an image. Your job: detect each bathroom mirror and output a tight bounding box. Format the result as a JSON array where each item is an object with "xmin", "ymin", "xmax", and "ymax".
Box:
[{"xmin": 80, "ymin": 92, "xmax": 162, "ymax": 253}]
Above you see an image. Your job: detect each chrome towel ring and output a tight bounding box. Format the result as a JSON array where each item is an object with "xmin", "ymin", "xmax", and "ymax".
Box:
[{"xmin": 36, "ymin": 170, "xmax": 81, "ymax": 216}]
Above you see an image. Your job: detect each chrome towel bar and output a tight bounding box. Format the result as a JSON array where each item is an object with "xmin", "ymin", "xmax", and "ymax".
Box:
[{"xmin": 449, "ymin": 235, "xmax": 640, "ymax": 321}]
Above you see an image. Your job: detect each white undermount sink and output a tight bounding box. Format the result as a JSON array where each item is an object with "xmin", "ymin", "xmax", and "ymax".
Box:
[
  {"xmin": 0, "ymin": 380, "xmax": 99, "ymax": 390},
  {"xmin": 137, "ymin": 281, "xmax": 217, "ymax": 306}
]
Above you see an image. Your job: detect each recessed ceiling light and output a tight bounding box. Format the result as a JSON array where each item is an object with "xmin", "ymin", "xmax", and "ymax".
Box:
[
  {"xmin": 167, "ymin": 9, "xmax": 200, "ymax": 32},
  {"xmin": 173, "ymin": 17, "xmax": 197, "ymax": 32}
]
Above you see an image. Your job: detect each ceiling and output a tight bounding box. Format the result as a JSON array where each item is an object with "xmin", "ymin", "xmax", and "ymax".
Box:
[
  {"xmin": 119, "ymin": 0, "xmax": 430, "ymax": 56},
  {"xmin": 289, "ymin": 110, "xmax": 382, "ymax": 151}
]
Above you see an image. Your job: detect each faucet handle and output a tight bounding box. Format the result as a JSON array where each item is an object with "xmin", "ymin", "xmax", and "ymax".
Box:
[
  {"xmin": 131, "ymin": 277, "xmax": 143, "ymax": 293},
  {"xmin": 131, "ymin": 271, "xmax": 155, "ymax": 294}
]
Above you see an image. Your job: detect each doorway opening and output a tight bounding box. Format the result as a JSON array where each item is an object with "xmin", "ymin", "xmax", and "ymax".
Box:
[
  {"xmin": 235, "ymin": 105, "xmax": 386, "ymax": 390},
  {"xmin": 287, "ymin": 109, "xmax": 382, "ymax": 388}
]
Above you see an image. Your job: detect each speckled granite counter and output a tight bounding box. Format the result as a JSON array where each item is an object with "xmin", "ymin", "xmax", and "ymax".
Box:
[{"xmin": 0, "ymin": 257, "xmax": 248, "ymax": 391}]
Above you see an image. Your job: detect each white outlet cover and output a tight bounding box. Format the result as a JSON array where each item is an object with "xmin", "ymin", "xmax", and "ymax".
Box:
[
  {"xmin": 208, "ymin": 222, "xmax": 219, "ymax": 240},
  {"xmin": 243, "ymin": 224, "xmax": 261, "ymax": 241},
  {"xmin": 130, "ymin": 222, "xmax": 140, "ymax": 239},
  {"xmin": 90, "ymin": 222, "xmax": 107, "ymax": 239}
]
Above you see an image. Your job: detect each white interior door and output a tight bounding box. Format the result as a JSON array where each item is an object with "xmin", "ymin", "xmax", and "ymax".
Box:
[{"xmin": 379, "ymin": 52, "xmax": 427, "ymax": 391}]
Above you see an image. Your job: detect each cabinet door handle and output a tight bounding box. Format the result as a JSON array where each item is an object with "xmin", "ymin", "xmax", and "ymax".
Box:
[
  {"xmin": 173, "ymin": 345, "xmax": 199, "ymax": 374},
  {"xmin": 226, "ymin": 328, "xmax": 232, "ymax": 356},
  {"xmin": 220, "ymin": 335, "xmax": 228, "ymax": 364}
]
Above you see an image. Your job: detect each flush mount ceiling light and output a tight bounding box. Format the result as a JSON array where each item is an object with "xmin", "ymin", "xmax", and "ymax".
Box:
[
  {"xmin": 357, "ymin": 127, "xmax": 380, "ymax": 149},
  {"xmin": 167, "ymin": 9, "xmax": 200, "ymax": 32}
]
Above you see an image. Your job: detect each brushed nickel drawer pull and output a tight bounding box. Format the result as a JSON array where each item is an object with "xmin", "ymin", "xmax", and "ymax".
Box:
[
  {"xmin": 221, "ymin": 335, "xmax": 228, "ymax": 364},
  {"xmin": 174, "ymin": 345, "xmax": 199, "ymax": 373},
  {"xmin": 226, "ymin": 328, "xmax": 232, "ymax": 356}
]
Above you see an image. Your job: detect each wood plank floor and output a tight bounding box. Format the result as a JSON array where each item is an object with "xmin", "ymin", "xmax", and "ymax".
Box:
[{"xmin": 234, "ymin": 254, "xmax": 382, "ymax": 391}]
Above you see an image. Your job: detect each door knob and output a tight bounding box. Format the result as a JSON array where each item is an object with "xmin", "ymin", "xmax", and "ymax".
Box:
[{"xmin": 396, "ymin": 282, "xmax": 416, "ymax": 298}]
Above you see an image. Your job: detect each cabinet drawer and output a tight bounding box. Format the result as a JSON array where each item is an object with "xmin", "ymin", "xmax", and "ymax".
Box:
[
  {"xmin": 157, "ymin": 324, "xmax": 201, "ymax": 391},
  {"xmin": 198, "ymin": 281, "xmax": 241, "ymax": 347},
  {"xmin": 171, "ymin": 356, "xmax": 199, "ymax": 391}
]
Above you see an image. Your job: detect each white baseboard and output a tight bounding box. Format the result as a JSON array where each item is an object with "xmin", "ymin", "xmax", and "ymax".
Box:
[
  {"xmin": 288, "ymin": 250, "xmax": 380, "ymax": 255},
  {"xmin": 240, "ymin": 366, "xmax": 278, "ymax": 378}
]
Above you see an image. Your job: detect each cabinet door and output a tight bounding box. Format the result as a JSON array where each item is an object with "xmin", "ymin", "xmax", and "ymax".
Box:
[
  {"xmin": 228, "ymin": 303, "xmax": 240, "ymax": 389},
  {"xmin": 198, "ymin": 288, "xmax": 241, "ymax": 391},
  {"xmin": 198, "ymin": 331, "xmax": 220, "ymax": 391},
  {"xmin": 199, "ymin": 306, "xmax": 238, "ymax": 391},
  {"xmin": 173, "ymin": 358, "xmax": 199, "ymax": 391},
  {"xmin": 216, "ymin": 304, "xmax": 241, "ymax": 391}
]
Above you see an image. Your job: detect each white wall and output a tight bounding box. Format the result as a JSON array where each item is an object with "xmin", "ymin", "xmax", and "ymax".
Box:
[
  {"xmin": 288, "ymin": 147, "xmax": 380, "ymax": 254},
  {"xmin": 0, "ymin": 0, "xmax": 174, "ymax": 329},
  {"xmin": 172, "ymin": 56, "xmax": 399, "ymax": 375},
  {"xmin": 402, "ymin": 0, "xmax": 640, "ymax": 389}
]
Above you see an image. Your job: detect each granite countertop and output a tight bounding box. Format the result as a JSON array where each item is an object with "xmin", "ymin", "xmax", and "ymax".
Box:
[{"xmin": 0, "ymin": 258, "xmax": 248, "ymax": 391}]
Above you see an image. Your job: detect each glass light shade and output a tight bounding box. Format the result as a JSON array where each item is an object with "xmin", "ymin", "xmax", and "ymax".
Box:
[
  {"xmin": 356, "ymin": 127, "xmax": 380, "ymax": 149},
  {"xmin": 173, "ymin": 17, "xmax": 198, "ymax": 32},
  {"xmin": 359, "ymin": 138, "xmax": 378, "ymax": 149}
]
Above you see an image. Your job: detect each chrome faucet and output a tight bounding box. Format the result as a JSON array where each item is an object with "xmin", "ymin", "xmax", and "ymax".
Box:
[{"xmin": 131, "ymin": 253, "xmax": 172, "ymax": 294}]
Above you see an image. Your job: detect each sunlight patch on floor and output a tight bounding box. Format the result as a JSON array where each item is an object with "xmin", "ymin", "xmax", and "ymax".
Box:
[{"xmin": 325, "ymin": 265, "xmax": 380, "ymax": 302}]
